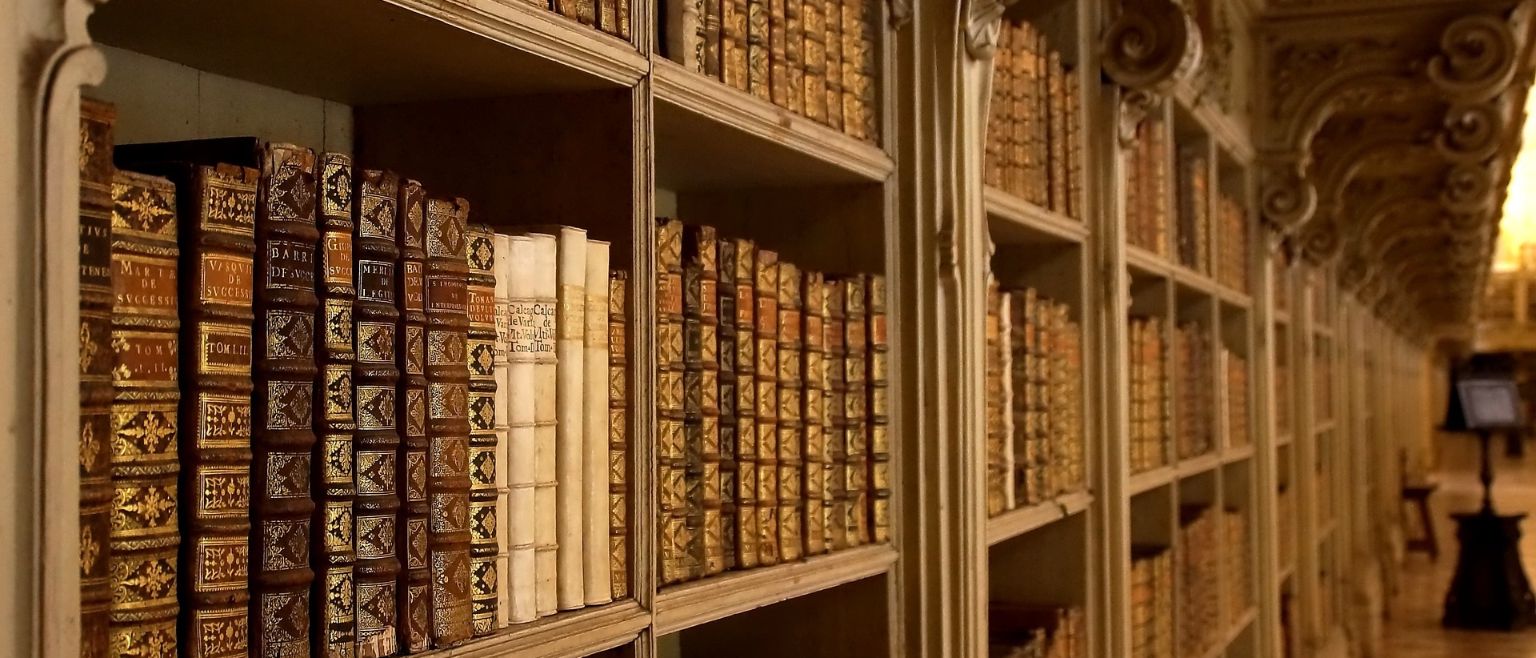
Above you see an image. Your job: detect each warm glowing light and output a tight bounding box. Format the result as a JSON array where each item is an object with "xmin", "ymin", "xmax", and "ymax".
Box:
[{"xmin": 1495, "ymin": 91, "xmax": 1536, "ymax": 271}]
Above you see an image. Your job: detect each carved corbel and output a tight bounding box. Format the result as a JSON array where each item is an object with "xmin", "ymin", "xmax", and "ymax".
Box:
[
  {"xmin": 1428, "ymin": 14, "xmax": 1519, "ymax": 103},
  {"xmin": 1258, "ymin": 156, "xmax": 1317, "ymax": 232},
  {"xmin": 1437, "ymin": 101, "xmax": 1507, "ymax": 163},
  {"xmin": 963, "ymin": 0, "xmax": 1011, "ymax": 60},
  {"xmin": 887, "ymin": 0, "xmax": 912, "ymax": 29},
  {"xmin": 1440, "ymin": 161, "xmax": 1498, "ymax": 215},
  {"xmin": 1101, "ymin": 0, "xmax": 1202, "ymax": 145},
  {"xmin": 1298, "ymin": 218, "xmax": 1342, "ymax": 265}
]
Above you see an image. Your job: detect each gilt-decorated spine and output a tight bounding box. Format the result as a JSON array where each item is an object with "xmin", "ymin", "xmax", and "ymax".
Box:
[
  {"xmin": 423, "ymin": 197, "xmax": 474, "ymax": 648},
  {"xmin": 314, "ymin": 152, "xmax": 359, "ymax": 658},
  {"xmin": 465, "ymin": 225, "xmax": 500, "ymax": 635},
  {"xmin": 768, "ymin": 0, "xmax": 789, "ymax": 109},
  {"xmin": 753, "ymin": 249, "xmax": 780, "ymax": 565},
  {"xmin": 775, "ymin": 262, "xmax": 803, "ymax": 561},
  {"xmin": 704, "ymin": 0, "xmax": 723, "ymax": 79},
  {"xmin": 655, "ymin": 218, "xmax": 687, "ymax": 585},
  {"xmin": 726, "ymin": 239, "xmax": 759, "ymax": 569},
  {"xmin": 251, "ymin": 144, "xmax": 319, "ymax": 658},
  {"xmin": 801, "ymin": 272, "xmax": 827, "ymax": 555},
  {"xmin": 747, "ymin": 0, "xmax": 772, "ymax": 101},
  {"xmin": 607, "ymin": 272, "xmax": 631, "ymax": 598},
  {"xmin": 823, "ymin": 0, "xmax": 844, "ymax": 132},
  {"xmin": 721, "ymin": 0, "xmax": 749, "ymax": 91},
  {"xmin": 841, "ymin": 275, "xmax": 868, "ymax": 544},
  {"xmin": 823, "ymin": 282, "xmax": 847, "ymax": 551},
  {"xmin": 109, "ymin": 170, "xmax": 182, "ymax": 658},
  {"xmin": 785, "ymin": 0, "xmax": 805, "ymax": 114},
  {"xmin": 1048, "ymin": 50, "xmax": 1068, "ymax": 215},
  {"xmin": 716, "ymin": 240, "xmax": 740, "ymax": 571},
  {"xmin": 684, "ymin": 226, "xmax": 723, "ymax": 577},
  {"xmin": 802, "ymin": 0, "xmax": 827, "ymax": 124},
  {"xmin": 984, "ymin": 282, "xmax": 1004, "ymax": 517},
  {"xmin": 550, "ymin": 226, "xmax": 589, "ymax": 607},
  {"xmin": 393, "ymin": 180, "xmax": 433, "ymax": 653},
  {"xmin": 352, "ymin": 169, "xmax": 402, "ymax": 658},
  {"xmin": 583, "ymin": 241, "xmax": 614, "ymax": 602},
  {"xmin": 77, "ymin": 99, "xmax": 116, "ymax": 658},
  {"xmin": 490, "ymin": 234, "xmax": 516, "ymax": 624},
  {"xmin": 865, "ymin": 274, "xmax": 889, "ymax": 543},
  {"xmin": 682, "ymin": 260, "xmax": 705, "ymax": 583},
  {"xmin": 500, "ymin": 234, "xmax": 544, "ymax": 622},
  {"xmin": 666, "ymin": 0, "xmax": 705, "ymax": 72}
]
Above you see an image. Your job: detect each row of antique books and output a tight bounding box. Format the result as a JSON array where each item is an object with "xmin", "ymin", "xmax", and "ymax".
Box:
[
  {"xmin": 1127, "ymin": 117, "xmax": 1252, "ymax": 290},
  {"xmin": 1128, "ymin": 316, "xmax": 1171, "ymax": 474},
  {"xmin": 983, "ymin": 285, "xmax": 1086, "ymax": 517},
  {"xmin": 661, "ymin": 0, "xmax": 881, "ymax": 142},
  {"xmin": 1174, "ymin": 147, "xmax": 1211, "ymax": 276},
  {"xmin": 78, "ymin": 100, "xmax": 631, "ymax": 658},
  {"xmin": 987, "ymin": 603, "xmax": 1086, "ymax": 658},
  {"xmin": 983, "ymin": 18, "xmax": 1085, "ymax": 221},
  {"xmin": 654, "ymin": 219, "xmax": 890, "ymax": 585},
  {"xmin": 1223, "ymin": 507, "xmax": 1253, "ymax": 627},
  {"xmin": 526, "ymin": 0, "xmax": 632, "ymax": 40},
  {"xmin": 1126, "ymin": 117, "xmax": 1170, "ymax": 258},
  {"xmin": 1130, "ymin": 545, "xmax": 1174, "ymax": 658},
  {"xmin": 1173, "ymin": 322, "xmax": 1214, "ymax": 460},
  {"xmin": 1177, "ymin": 506, "xmax": 1252, "ymax": 657}
]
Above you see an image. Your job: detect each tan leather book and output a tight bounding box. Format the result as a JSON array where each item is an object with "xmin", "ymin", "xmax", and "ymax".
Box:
[
  {"xmin": 108, "ymin": 169, "xmax": 183, "ymax": 658},
  {"xmin": 1011, "ymin": 24, "xmax": 1029, "ymax": 201},
  {"xmin": 801, "ymin": 272, "xmax": 827, "ymax": 554},
  {"xmin": 722, "ymin": 0, "xmax": 749, "ymax": 90},
  {"xmin": 748, "ymin": 0, "xmax": 772, "ymax": 101},
  {"xmin": 466, "ymin": 224, "xmax": 500, "ymax": 635},
  {"xmin": 842, "ymin": 275, "xmax": 869, "ymax": 543},
  {"xmin": 823, "ymin": 0, "xmax": 844, "ymax": 131},
  {"xmin": 683, "ymin": 259, "xmax": 707, "ymax": 581},
  {"xmin": 866, "ymin": 274, "xmax": 889, "ymax": 542},
  {"xmin": 555, "ymin": 0, "xmax": 596, "ymax": 25},
  {"xmin": 717, "ymin": 240, "xmax": 741, "ymax": 571},
  {"xmin": 839, "ymin": 0, "xmax": 864, "ymax": 139},
  {"xmin": 985, "ymin": 281, "xmax": 1005, "ymax": 517},
  {"xmin": 754, "ymin": 249, "xmax": 781, "ymax": 564},
  {"xmin": 705, "ymin": 0, "xmax": 723, "ymax": 79},
  {"xmin": 823, "ymin": 281, "xmax": 847, "ymax": 550},
  {"xmin": 726, "ymin": 239, "xmax": 759, "ymax": 568},
  {"xmin": 1066, "ymin": 72, "xmax": 1084, "ymax": 220},
  {"xmin": 785, "ymin": 0, "xmax": 805, "ymax": 114},
  {"xmin": 77, "ymin": 100, "xmax": 116, "ymax": 658},
  {"xmin": 851, "ymin": 0, "xmax": 879, "ymax": 141},
  {"xmin": 494, "ymin": 233, "xmax": 537, "ymax": 624},
  {"xmin": 776, "ymin": 262, "xmax": 803, "ymax": 561},
  {"xmin": 619, "ymin": 0, "xmax": 632, "ymax": 38},
  {"xmin": 983, "ymin": 27, "xmax": 1010, "ymax": 191},
  {"xmin": 802, "ymin": 0, "xmax": 827, "ymax": 123},
  {"xmin": 607, "ymin": 271, "xmax": 631, "ymax": 599},
  {"xmin": 655, "ymin": 218, "xmax": 688, "ymax": 584},
  {"xmin": 667, "ymin": 0, "xmax": 706, "ymax": 72},
  {"xmin": 506, "ymin": 233, "xmax": 556, "ymax": 620},
  {"xmin": 685, "ymin": 226, "xmax": 723, "ymax": 577},
  {"xmin": 423, "ymin": 196, "xmax": 473, "ymax": 648},
  {"xmin": 583, "ymin": 240, "xmax": 614, "ymax": 602},
  {"xmin": 769, "ymin": 0, "xmax": 790, "ymax": 108},
  {"xmin": 394, "ymin": 179, "xmax": 433, "ymax": 652},
  {"xmin": 1048, "ymin": 50, "xmax": 1068, "ymax": 215},
  {"xmin": 491, "ymin": 233, "xmax": 514, "ymax": 627}
]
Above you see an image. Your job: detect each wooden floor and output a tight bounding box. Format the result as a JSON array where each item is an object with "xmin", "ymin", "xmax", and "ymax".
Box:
[{"xmin": 1384, "ymin": 436, "xmax": 1536, "ymax": 657}]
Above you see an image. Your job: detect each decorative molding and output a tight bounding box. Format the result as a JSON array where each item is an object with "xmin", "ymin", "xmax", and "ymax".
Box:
[
  {"xmin": 962, "ymin": 0, "xmax": 1010, "ymax": 61},
  {"xmin": 1101, "ymin": 0, "xmax": 1203, "ymax": 92},
  {"xmin": 887, "ymin": 0, "xmax": 913, "ymax": 29}
]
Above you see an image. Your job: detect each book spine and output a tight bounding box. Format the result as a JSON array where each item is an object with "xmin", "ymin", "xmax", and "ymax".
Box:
[
  {"xmin": 656, "ymin": 219, "xmax": 687, "ymax": 585},
  {"xmin": 728, "ymin": 239, "xmax": 759, "ymax": 568},
  {"xmin": 466, "ymin": 225, "xmax": 500, "ymax": 635},
  {"xmin": 551, "ymin": 226, "xmax": 589, "ymax": 607},
  {"xmin": 555, "ymin": 0, "xmax": 596, "ymax": 24},
  {"xmin": 493, "ymin": 234, "xmax": 534, "ymax": 624},
  {"xmin": 983, "ymin": 29, "xmax": 1008, "ymax": 191},
  {"xmin": 1048, "ymin": 51, "xmax": 1068, "ymax": 215},
  {"xmin": 716, "ymin": 241, "xmax": 740, "ymax": 571},
  {"xmin": 998, "ymin": 290, "xmax": 1014, "ymax": 510},
  {"xmin": 618, "ymin": 0, "xmax": 632, "ymax": 39},
  {"xmin": 685, "ymin": 226, "xmax": 724, "ymax": 577},
  {"xmin": 251, "ymin": 144, "xmax": 319, "ymax": 658},
  {"xmin": 985, "ymin": 282, "xmax": 1003, "ymax": 517},
  {"xmin": 853, "ymin": 0, "xmax": 879, "ymax": 141},
  {"xmin": 1067, "ymin": 72, "xmax": 1084, "ymax": 221},
  {"xmin": 1033, "ymin": 31, "xmax": 1049, "ymax": 206},
  {"xmin": 840, "ymin": 0, "xmax": 862, "ymax": 139},
  {"xmin": 682, "ymin": 260, "xmax": 706, "ymax": 581},
  {"xmin": 77, "ymin": 99, "xmax": 115, "ymax": 658},
  {"xmin": 597, "ymin": 0, "xmax": 618, "ymax": 35},
  {"xmin": 394, "ymin": 180, "xmax": 433, "ymax": 652},
  {"xmin": 802, "ymin": 0, "xmax": 827, "ymax": 123},
  {"xmin": 705, "ymin": 0, "xmax": 723, "ymax": 79},
  {"xmin": 823, "ymin": 282, "xmax": 846, "ymax": 550},
  {"xmin": 802, "ymin": 272, "xmax": 827, "ymax": 555},
  {"xmin": 608, "ymin": 272, "xmax": 631, "ymax": 598},
  {"xmin": 769, "ymin": 0, "xmax": 790, "ymax": 108},
  {"xmin": 583, "ymin": 240, "xmax": 614, "ymax": 602},
  {"xmin": 823, "ymin": 0, "xmax": 844, "ymax": 131},
  {"xmin": 353, "ymin": 169, "xmax": 402, "ymax": 658},
  {"xmin": 753, "ymin": 250, "xmax": 780, "ymax": 565},
  {"xmin": 1010, "ymin": 292, "xmax": 1031, "ymax": 502},
  {"xmin": 109, "ymin": 170, "xmax": 182, "ymax": 658},
  {"xmin": 867, "ymin": 274, "xmax": 889, "ymax": 542},
  {"xmin": 748, "ymin": 0, "xmax": 772, "ymax": 101},
  {"xmin": 521, "ymin": 233, "xmax": 561, "ymax": 617},
  {"xmin": 314, "ymin": 152, "xmax": 359, "ymax": 658},
  {"xmin": 491, "ymin": 236, "xmax": 513, "ymax": 629},
  {"xmin": 785, "ymin": 0, "xmax": 805, "ymax": 114},
  {"xmin": 721, "ymin": 0, "xmax": 749, "ymax": 90},
  {"xmin": 667, "ymin": 0, "xmax": 705, "ymax": 72},
  {"xmin": 1011, "ymin": 24, "xmax": 1029, "ymax": 202},
  {"xmin": 842, "ymin": 275, "xmax": 869, "ymax": 543},
  {"xmin": 776, "ymin": 262, "xmax": 803, "ymax": 561}
]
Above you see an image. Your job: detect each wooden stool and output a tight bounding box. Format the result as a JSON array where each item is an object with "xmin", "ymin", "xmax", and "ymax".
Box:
[{"xmin": 1403, "ymin": 481, "xmax": 1439, "ymax": 560}]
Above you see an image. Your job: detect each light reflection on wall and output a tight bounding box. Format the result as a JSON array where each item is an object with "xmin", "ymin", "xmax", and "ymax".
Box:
[{"xmin": 1494, "ymin": 91, "xmax": 1536, "ymax": 271}]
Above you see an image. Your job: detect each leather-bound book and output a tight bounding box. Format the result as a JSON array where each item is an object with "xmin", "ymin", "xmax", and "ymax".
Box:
[
  {"xmin": 721, "ymin": 0, "xmax": 748, "ymax": 90},
  {"xmin": 607, "ymin": 272, "xmax": 631, "ymax": 598},
  {"xmin": 314, "ymin": 152, "xmax": 359, "ymax": 658},
  {"xmin": 546, "ymin": 226, "xmax": 589, "ymax": 607},
  {"xmin": 823, "ymin": 0, "xmax": 844, "ymax": 131},
  {"xmin": 985, "ymin": 282, "xmax": 1005, "ymax": 517},
  {"xmin": 353, "ymin": 169, "xmax": 402, "ymax": 658},
  {"xmin": 684, "ymin": 226, "xmax": 723, "ymax": 577},
  {"xmin": 704, "ymin": 0, "xmax": 723, "ymax": 79},
  {"xmin": 665, "ymin": 0, "xmax": 705, "ymax": 72},
  {"xmin": 768, "ymin": 0, "xmax": 789, "ymax": 108},
  {"xmin": 1012, "ymin": 24, "xmax": 1031, "ymax": 202},
  {"xmin": 801, "ymin": 272, "xmax": 827, "ymax": 555},
  {"xmin": 716, "ymin": 241, "xmax": 740, "ymax": 570},
  {"xmin": 747, "ymin": 0, "xmax": 772, "ymax": 101},
  {"xmin": 725, "ymin": 239, "xmax": 758, "ymax": 569},
  {"xmin": 823, "ymin": 281, "xmax": 847, "ymax": 550},
  {"xmin": 866, "ymin": 274, "xmax": 890, "ymax": 543},
  {"xmin": 839, "ymin": 0, "xmax": 869, "ymax": 140},
  {"xmin": 753, "ymin": 249, "xmax": 780, "ymax": 565},
  {"xmin": 77, "ymin": 99, "xmax": 115, "ymax": 658},
  {"xmin": 500, "ymin": 234, "xmax": 544, "ymax": 622},
  {"xmin": 1048, "ymin": 51, "xmax": 1068, "ymax": 215},
  {"xmin": 802, "ymin": 0, "xmax": 827, "ymax": 123},
  {"xmin": 1066, "ymin": 73, "xmax": 1084, "ymax": 220},
  {"xmin": 785, "ymin": 0, "xmax": 805, "ymax": 113},
  {"xmin": 108, "ymin": 170, "xmax": 182, "ymax": 658},
  {"xmin": 655, "ymin": 218, "xmax": 688, "ymax": 585},
  {"xmin": 423, "ymin": 197, "xmax": 474, "ymax": 648},
  {"xmin": 998, "ymin": 291, "xmax": 1014, "ymax": 510},
  {"xmin": 983, "ymin": 29, "xmax": 1008, "ymax": 191},
  {"xmin": 853, "ymin": 4, "xmax": 879, "ymax": 142},
  {"xmin": 555, "ymin": 0, "xmax": 595, "ymax": 25},
  {"xmin": 490, "ymin": 234, "xmax": 516, "ymax": 624},
  {"xmin": 775, "ymin": 262, "xmax": 803, "ymax": 561},
  {"xmin": 682, "ymin": 260, "xmax": 705, "ymax": 582},
  {"xmin": 583, "ymin": 241, "xmax": 614, "ymax": 602},
  {"xmin": 618, "ymin": 0, "xmax": 632, "ymax": 39},
  {"xmin": 465, "ymin": 225, "xmax": 500, "ymax": 635},
  {"xmin": 394, "ymin": 179, "xmax": 433, "ymax": 652},
  {"xmin": 842, "ymin": 275, "xmax": 868, "ymax": 544}
]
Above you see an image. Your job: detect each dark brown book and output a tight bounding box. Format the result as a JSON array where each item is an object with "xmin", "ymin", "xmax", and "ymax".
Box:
[
  {"xmin": 842, "ymin": 275, "xmax": 868, "ymax": 544},
  {"xmin": 684, "ymin": 226, "xmax": 723, "ymax": 577},
  {"xmin": 802, "ymin": 272, "xmax": 827, "ymax": 554},
  {"xmin": 866, "ymin": 274, "xmax": 890, "ymax": 543},
  {"xmin": 727, "ymin": 239, "xmax": 759, "ymax": 568},
  {"xmin": 776, "ymin": 262, "xmax": 803, "ymax": 561},
  {"xmin": 354, "ymin": 169, "xmax": 402, "ymax": 658},
  {"xmin": 466, "ymin": 224, "xmax": 500, "ymax": 636},
  {"xmin": 823, "ymin": 280, "xmax": 847, "ymax": 550},
  {"xmin": 618, "ymin": 0, "xmax": 632, "ymax": 39},
  {"xmin": 597, "ymin": 0, "xmax": 618, "ymax": 35},
  {"xmin": 313, "ymin": 152, "xmax": 359, "ymax": 658},
  {"xmin": 754, "ymin": 249, "xmax": 780, "ymax": 565},
  {"xmin": 682, "ymin": 260, "xmax": 706, "ymax": 582},
  {"xmin": 983, "ymin": 28, "xmax": 1009, "ymax": 191},
  {"xmin": 705, "ymin": 0, "xmax": 723, "ymax": 79},
  {"xmin": 608, "ymin": 272, "xmax": 631, "ymax": 598},
  {"xmin": 823, "ymin": 0, "xmax": 844, "ymax": 131},
  {"xmin": 108, "ymin": 169, "xmax": 182, "ymax": 657},
  {"xmin": 716, "ymin": 241, "xmax": 740, "ymax": 570},
  {"xmin": 424, "ymin": 196, "xmax": 475, "ymax": 647},
  {"xmin": 395, "ymin": 179, "xmax": 433, "ymax": 653},
  {"xmin": 77, "ymin": 99, "xmax": 115, "ymax": 658},
  {"xmin": 747, "ymin": 0, "xmax": 772, "ymax": 101},
  {"xmin": 656, "ymin": 218, "xmax": 688, "ymax": 585}
]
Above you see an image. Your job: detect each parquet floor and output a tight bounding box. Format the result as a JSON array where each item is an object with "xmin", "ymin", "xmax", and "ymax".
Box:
[{"xmin": 1383, "ymin": 436, "xmax": 1536, "ymax": 657}]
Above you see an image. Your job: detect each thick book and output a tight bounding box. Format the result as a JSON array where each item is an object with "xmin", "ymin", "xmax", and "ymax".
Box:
[
  {"xmin": 583, "ymin": 241, "xmax": 614, "ymax": 602},
  {"xmin": 721, "ymin": 0, "xmax": 749, "ymax": 90},
  {"xmin": 423, "ymin": 196, "xmax": 474, "ymax": 648},
  {"xmin": 666, "ymin": 0, "xmax": 706, "ymax": 72},
  {"xmin": 842, "ymin": 275, "xmax": 868, "ymax": 544},
  {"xmin": 725, "ymin": 239, "xmax": 759, "ymax": 568},
  {"xmin": 823, "ymin": 0, "xmax": 844, "ymax": 131},
  {"xmin": 314, "ymin": 152, "xmax": 359, "ymax": 658},
  {"xmin": 823, "ymin": 281, "xmax": 847, "ymax": 550},
  {"xmin": 548, "ymin": 226, "xmax": 589, "ymax": 607},
  {"xmin": 768, "ymin": 0, "xmax": 789, "ymax": 108},
  {"xmin": 983, "ymin": 29, "xmax": 1009, "ymax": 191},
  {"xmin": 747, "ymin": 0, "xmax": 772, "ymax": 101},
  {"xmin": 1013, "ymin": 24, "xmax": 1032, "ymax": 203},
  {"xmin": 684, "ymin": 226, "xmax": 723, "ymax": 577},
  {"xmin": 704, "ymin": 0, "xmax": 723, "ymax": 79},
  {"xmin": 491, "ymin": 234, "xmax": 516, "ymax": 625},
  {"xmin": 785, "ymin": 0, "xmax": 805, "ymax": 113},
  {"xmin": 802, "ymin": 0, "xmax": 827, "ymax": 123},
  {"xmin": 866, "ymin": 274, "xmax": 890, "ymax": 543},
  {"xmin": 353, "ymin": 169, "xmax": 403, "ymax": 658},
  {"xmin": 985, "ymin": 281, "xmax": 1005, "ymax": 517},
  {"xmin": 394, "ymin": 179, "xmax": 433, "ymax": 652},
  {"xmin": 466, "ymin": 224, "xmax": 500, "ymax": 635},
  {"xmin": 1066, "ymin": 73, "xmax": 1084, "ymax": 220},
  {"xmin": 108, "ymin": 169, "xmax": 183, "ymax": 657},
  {"xmin": 683, "ymin": 261, "xmax": 706, "ymax": 583},
  {"xmin": 500, "ymin": 234, "xmax": 543, "ymax": 623},
  {"xmin": 776, "ymin": 261, "xmax": 803, "ymax": 561},
  {"xmin": 716, "ymin": 240, "xmax": 740, "ymax": 571},
  {"xmin": 554, "ymin": 0, "xmax": 596, "ymax": 25},
  {"xmin": 655, "ymin": 218, "xmax": 688, "ymax": 584},
  {"xmin": 607, "ymin": 272, "xmax": 631, "ymax": 599},
  {"xmin": 802, "ymin": 271, "xmax": 828, "ymax": 555},
  {"xmin": 754, "ymin": 249, "xmax": 780, "ymax": 565},
  {"xmin": 78, "ymin": 99, "xmax": 115, "ymax": 658},
  {"xmin": 842, "ymin": 0, "xmax": 877, "ymax": 141},
  {"xmin": 1048, "ymin": 51, "xmax": 1068, "ymax": 215},
  {"xmin": 998, "ymin": 290, "xmax": 1015, "ymax": 510}
]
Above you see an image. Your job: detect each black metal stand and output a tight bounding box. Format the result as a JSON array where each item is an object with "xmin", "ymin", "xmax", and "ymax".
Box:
[{"xmin": 1443, "ymin": 430, "xmax": 1536, "ymax": 630}]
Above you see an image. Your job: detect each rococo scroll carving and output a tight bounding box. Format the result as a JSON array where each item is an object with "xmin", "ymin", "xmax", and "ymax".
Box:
[
  {"xmin": 1100, "ymin": 0, "xmax": 1203, "ymax": 92},
  {"xmin": 1258, "ymin": 157, "xmax": 1317, "ymax": 233},
  {"xmin": 1428, "ymin": 14, "xmax": 1519, "ymax": 103},
  {"xmin": 1437, "ymin": 101, "xmax": 1507, "ymax": 163}
]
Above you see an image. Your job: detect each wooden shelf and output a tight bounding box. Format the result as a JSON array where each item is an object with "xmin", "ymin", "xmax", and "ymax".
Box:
[
  {"xmin": 987, "ymin": 490, "xmax": 1094, "ymax": 545},
  {"xmin": 1173, "ymin": 265, "xmax": 1220, "ymax": 297},
  {"xmin": 1126, "ymin": 245, "xmax": 1173, "ymax": 280},
  {"xmin": 1193, "ymin": 606, "xmax": 1257, "ymax": 658},
  {"xmin": 984, "ymin": 186, "xmax": 1089, "ymax": 246},
  {"xmin": 90, "ymin": 0, "xmax": 647, "ymax": 104},
  {"xmin": 1315, "ymin": 420, "xmax": 1336, "ymax": 434},
  {"xmin": 425, "ymin": 601, "xmax": 648, "ymax": 658},
  {"xmin": 654, "ymin": 544, "xmax": 898, "ymax": 635},
  {"xmin": 1274, "ymin": 310, "xmax": 1292, "ymax": 325},
  {"xmin": 1218, "ymin": 285, "xmax": 1253, "ymax": 309},
  {"xmin": 653, "ymin": 59, "xmax": 893, "ymax": 189},
  {"xmin": 1222, "ymin": 443, "xmax": 1255, "ymax": 464},
  {"xmin": 1176, "ymin": 452, "xmax": 1221, "ymax": 480},
  {"xmin": 1130, "ymin": 465, "xmax": 1176, "ymax": 495},
  {"xmin": 1276, "ymin": 433, "xmax": 1294, "ymax": 448},
  {"xmin": 1278, "ymin": 563, "xmax": 1296, "ymax": 584}
]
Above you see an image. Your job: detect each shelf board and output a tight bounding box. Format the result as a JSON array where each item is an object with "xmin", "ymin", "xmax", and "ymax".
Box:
[
  {"xmin": 90, "ymin": 0, "xmax": 647, "ymax": 104},
  {"xmin": 1278, "ymin": 563, "xmax": 1296, "ymax": 584},
  {"xmin": 1176, "ymin": 452, "xmax": 1220, "ymax": 480},
  {"xmin": 987, "ymin": 490, "xmax": 1094, "ymax": 545},
  {"xmin": 1274, "ymin": 309, "xmax": 1292, "ymax": 325},
  {"xmin": 1276, "ymin": 433, "xmax": 1294, "ymax": 447},
  {"xmin": 426, "ymin": 600, "xmax": 648, "ymax": 658},
  {"xmin": 1222, "ymin": 443, "xmax": 1255, "ymax": 464},
  {"xmin": 653, "ymin": 59, "xmax": 893, "ymax": 189},
  {"xmin": 1193, "ymin": 606, "xmax": 1257, "ymax": 658},
  {"xmin": 984, "ymin": 187, "xmax": 1088, "ymax": 246},
  {"xmin": 654, "ymin": 543, "xmax": 897, "ymax": 635},
  {"xmin": 1217, "ymin": 285, "xmax": 1253, "ymax": 309},
  {"xmin": 1314, "ymin": 325, "xmax": 1336, "ymax": 340},
  {"xmin": 1315, "ymin": 419, "xmax": 1336, "ymax": 435},
  {"xmin": 1126, "ymin": 245, "xmax": 1173, "ymax": 280},
  {"xmin": 1173, "ymin": 265, "xmax": 1220, "ymax": 297},
  {"xmin": 1130, "ymin": 465, "xmax": 1176, "ymax": 495}
]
